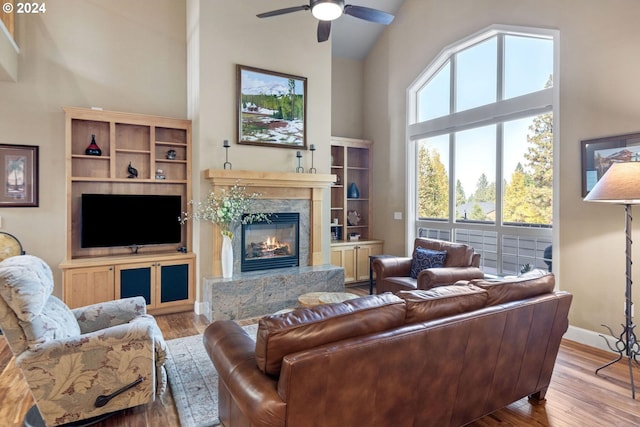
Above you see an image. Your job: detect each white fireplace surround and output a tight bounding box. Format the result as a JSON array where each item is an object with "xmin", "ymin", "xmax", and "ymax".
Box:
[{"xmin": 205, "ymin": 169, "xmax": 336, "ymax": 277}]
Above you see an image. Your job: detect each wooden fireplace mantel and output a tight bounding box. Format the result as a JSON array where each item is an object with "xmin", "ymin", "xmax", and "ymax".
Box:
[
  {"xmin": 204, "ymin": 169, "xmax": 336, "ymax": 189},
  {"xmin": 204, "ymin": 169, "xmax": 336, "ymax": 276}
]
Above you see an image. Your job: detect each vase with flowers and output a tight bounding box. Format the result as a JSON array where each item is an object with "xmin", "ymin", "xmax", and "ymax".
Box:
[{"xmin": 181, "ymin": 183, "xmax": 270, "ymax": 278}]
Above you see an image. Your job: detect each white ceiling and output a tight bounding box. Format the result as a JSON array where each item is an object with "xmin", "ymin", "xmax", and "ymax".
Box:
[{"xmin": 331, "ymin": 0, "xmax": 406, "ymax": 60}]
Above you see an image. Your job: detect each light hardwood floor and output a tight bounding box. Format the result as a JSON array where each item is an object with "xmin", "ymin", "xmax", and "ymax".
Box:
[{"xmin": 1, "ymin": 291, "xmax": 640, "ymax": 426}]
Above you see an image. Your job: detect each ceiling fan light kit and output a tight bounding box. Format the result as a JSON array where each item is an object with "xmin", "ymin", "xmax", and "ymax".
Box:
[
  {"xmin": 311, "ymin": 0, "xmax": 344, "ymax": 21},
  {"xmin": 257, "ymin": 0, "xmax": 394, "ymax": 43}
]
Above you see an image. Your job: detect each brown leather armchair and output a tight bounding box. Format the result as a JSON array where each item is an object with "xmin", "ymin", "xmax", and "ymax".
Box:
[{"xmin": 373, "ymin": 238, "xmax": 484, "ymax": 294}]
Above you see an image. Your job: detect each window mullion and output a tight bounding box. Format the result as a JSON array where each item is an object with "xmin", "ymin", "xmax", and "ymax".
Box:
[
  {"xmin": 408, "ymin": 88, "xmax": 552, "ymax": 141},
  {"xmin": 450, "ymin": 132, "xmax": 456, "ymax": 222},
  {"xmin": 450, "ymin": 54, "xmax": 457, "ymax": 114},
  {"xmin": 497, "ymin": 34, "xmax": 504, "ymax": 101},
  {"xmin": 495, "ymin": 122, "xmax": 504, "ymax": 272},
  {"xmin": 495, "ymin": 36, "xmax": 504, "ymax": 271}
]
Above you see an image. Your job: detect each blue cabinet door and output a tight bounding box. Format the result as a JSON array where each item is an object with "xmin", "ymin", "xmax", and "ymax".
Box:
[
  {"xmin": 119, "ymin": 266, "xmax": 152, "ymax": 305},
  {"xmin": 159, "ymin": 263, "xmax": 189, "ymax": 303}
]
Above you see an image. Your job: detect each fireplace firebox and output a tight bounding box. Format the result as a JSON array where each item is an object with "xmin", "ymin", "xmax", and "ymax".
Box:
[{"xmin": 241, "ymin": 212, "xmax": 299, "ymax": 272}]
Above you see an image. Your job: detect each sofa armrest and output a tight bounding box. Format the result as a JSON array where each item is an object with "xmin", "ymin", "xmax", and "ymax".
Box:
[
  {"xmin": 73, "ymin": 297, "xmax": 148, "ymax": 334},
  {"xmin": 471, "ymin": 253, "xmax": 481, "ymax": 268},
  {"xmin": 204, "ymin": 320, "xmax": 286, "ymax": 427},
  {"xmin": 417, "ymin": 266, "xmax": 485, "ymax": 290},
  {"xmin": 372, "ymin": 257, "xmax": 413, "ymax": 279},
  {"xmin": 17, "ymin": 318, "xmax": 157, "ymax": 367}
]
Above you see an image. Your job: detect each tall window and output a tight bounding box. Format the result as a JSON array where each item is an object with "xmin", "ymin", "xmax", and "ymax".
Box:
[{"xmin": 408, "ymin": 26, "xmax": 557, "ymax": 275}]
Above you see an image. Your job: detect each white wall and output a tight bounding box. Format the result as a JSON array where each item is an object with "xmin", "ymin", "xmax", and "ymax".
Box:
[
  {"xmin": 188, "ymin": 1, "xmax": 333, "ymax": 297},
  {"xmin": 332, "ymin": 57, "xmax": 364, "ymax": 138},
  {"xmin": 363, "ymin": 0, "xmax": 640, "ymax": 335},
  {"xmin": 0, "ymin": 0, "xmax": 187, "ymax": 295}
]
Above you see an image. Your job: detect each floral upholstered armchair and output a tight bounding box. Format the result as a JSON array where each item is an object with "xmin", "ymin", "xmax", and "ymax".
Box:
[{"xmin": 0, "ymin": 255, "xmax": 167, "ymax": 427}]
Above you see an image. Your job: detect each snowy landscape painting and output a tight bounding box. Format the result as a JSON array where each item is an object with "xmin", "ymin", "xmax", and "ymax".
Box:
[{"xmin": 236, "ymin": 65, "xmax": 306, "ymax": 149}]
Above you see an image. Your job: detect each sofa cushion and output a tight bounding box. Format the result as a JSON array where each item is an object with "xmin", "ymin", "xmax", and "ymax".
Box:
[
  {"xmin": 255, "ymin": 293, "xmax": 406, "ymax": 376},
  {"xmin": 397, "ymin": 284, "xmax": 488, "ymax": 323},
  {"xmin": 469, "ymin": 270, "xmax": 555, "ymax": 306},
  {"xmin": 378, "ymin": 276, "xmax": 418, "ymax": 294},
  {"xmin": 410, "ymin": 248, "xmax": 447, "ymax": 279}
]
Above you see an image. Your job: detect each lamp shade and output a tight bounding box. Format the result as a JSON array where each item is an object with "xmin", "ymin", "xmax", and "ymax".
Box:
[
  {"xmin": 311, "ymin": 0, "xmax": 343, "ymax": 21},
  {"xmin": 584, "ymin": 161, "xmax": 640, "ymax": 204}
]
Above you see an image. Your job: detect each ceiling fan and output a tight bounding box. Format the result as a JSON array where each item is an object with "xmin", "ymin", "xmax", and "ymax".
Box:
[{"xmin": 257, "ymin": 0, "xmax": 395, "ymax": 43}]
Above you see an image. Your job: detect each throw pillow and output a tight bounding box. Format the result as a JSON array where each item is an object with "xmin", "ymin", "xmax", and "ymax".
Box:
[{"xmin": 410, "ymin": 248, "xmax": 447, "ymax": 279}]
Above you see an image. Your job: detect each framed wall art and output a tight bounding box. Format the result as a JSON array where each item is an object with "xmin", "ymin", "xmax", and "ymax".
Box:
[
  {"xmin": 236, "ymin": 64, "xmax": 307, "ymax": 149},
  {"xmin": 581, "ymin": 132, "xmax": 640, "ymax": 197},
  {"xmin": 0, "ymin": 144, "xmax": 39, "ymax": 207}
]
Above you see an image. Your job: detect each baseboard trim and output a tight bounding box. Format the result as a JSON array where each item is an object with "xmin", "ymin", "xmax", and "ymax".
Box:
[
  {"xmin": 565, "ymin": 325, "xmax": 617, "ymax": 353},
  {"xmin": 194, "ymin": 301, "xmax": 210, "ymax": 317}
]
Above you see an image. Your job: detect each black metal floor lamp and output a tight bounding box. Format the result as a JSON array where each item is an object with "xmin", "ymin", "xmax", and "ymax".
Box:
[{"xmin": 584, "ymin": 161, "xmax": 640, "ymax": 399}]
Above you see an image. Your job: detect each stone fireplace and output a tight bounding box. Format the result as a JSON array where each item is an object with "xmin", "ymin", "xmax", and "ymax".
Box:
[
  {"xmin": 202, "ymin": 169, "xmax": 344, "ymax": 320},
  {"xmin": 205, "ymin": 169, "xmax": 336, "ymax": 275}
]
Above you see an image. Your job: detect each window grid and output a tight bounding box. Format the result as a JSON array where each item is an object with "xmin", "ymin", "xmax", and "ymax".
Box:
[{"xmin": 408, "ymin": 26, "xmax": 556, "ymax": 277}]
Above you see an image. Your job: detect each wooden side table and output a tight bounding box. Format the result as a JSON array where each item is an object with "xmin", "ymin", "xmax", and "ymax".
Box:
[{"xmin": 369, "ymin": 255, "xmax": 394, "ymax": 294}]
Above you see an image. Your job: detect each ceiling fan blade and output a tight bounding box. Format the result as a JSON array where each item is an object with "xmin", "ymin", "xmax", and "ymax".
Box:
[
  {"xmin": 257, "ymin": 5, "xmax": 310, "ymax": 18},
  {"xmin": 317, "ymin": 20, "xmax": 331, "ymax": 43},
  {"xmin": 343, "ymin": 5, "xmax": 394, "ymax": 25}
]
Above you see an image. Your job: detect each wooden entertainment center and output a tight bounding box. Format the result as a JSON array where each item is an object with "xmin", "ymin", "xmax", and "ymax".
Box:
[{"xmin": 59, "ymin": 107, "xmax": 195, "ymax": 314}]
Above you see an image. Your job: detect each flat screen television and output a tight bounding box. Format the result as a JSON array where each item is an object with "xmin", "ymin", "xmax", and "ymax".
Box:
[{"xmin": 81, "ymin": 194, "xmax": 182, "ymax": 248}]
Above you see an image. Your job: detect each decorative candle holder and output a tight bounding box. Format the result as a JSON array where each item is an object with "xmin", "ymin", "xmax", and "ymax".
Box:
[
  {"xmin": 308, "ymin": 144, "xmax": 317, "ymax": 173},
  {"xmin": 296, "ymin": 150, "xmax": 304, "ymax": 173},
  {"xmin": 223, "ymin": 140, "xmax": 232, "ymax": 169}
]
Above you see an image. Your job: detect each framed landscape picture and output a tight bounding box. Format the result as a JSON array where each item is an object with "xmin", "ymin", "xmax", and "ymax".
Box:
[
  {"xmin": 581, "ymin": 132, "xmax": 640, "ymax": 196},
  {"xmin": 236, "ymin": 65, "xmax": 307, "ymax": 149},
  {"xmin": 0, "ymin": 144, "xmax": 39, "ymax": 207}
]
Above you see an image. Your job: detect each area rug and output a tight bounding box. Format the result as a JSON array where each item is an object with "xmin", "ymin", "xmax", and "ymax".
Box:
[{"xmin": 165, "ymin": 323, "xmax": 259, "ymax": 427}]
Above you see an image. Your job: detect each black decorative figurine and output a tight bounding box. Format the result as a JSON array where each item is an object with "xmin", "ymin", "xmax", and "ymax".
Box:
[
  {"xmin": 127, "ymin": 162, "xmax": 138, "ymax": 179},
  {"xmin": 85, "ymin": 134, "xmax": 102, "ymax": 156}
]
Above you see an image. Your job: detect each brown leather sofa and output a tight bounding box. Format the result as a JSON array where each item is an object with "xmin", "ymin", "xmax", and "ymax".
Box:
[
  {"xmin": 204, "ymin": 272, "xmax": 571, "ymax": 427},
  {"xmin": 373, "ymin": 237, "xmax": 485, "ymax": 293}
]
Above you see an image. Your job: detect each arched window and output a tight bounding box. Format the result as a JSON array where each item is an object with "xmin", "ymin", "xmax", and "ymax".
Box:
[{"xmin": 407, "ymin": 25, "xmax": 558, "ymax": 276}]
